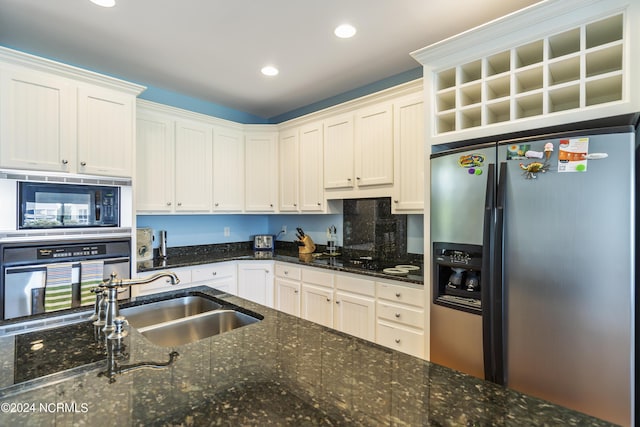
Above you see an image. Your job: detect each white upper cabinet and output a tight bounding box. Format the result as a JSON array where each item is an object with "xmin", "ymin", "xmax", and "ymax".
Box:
[
  {"xmin": 0, "ymin": 47, "xmax": 143, "ymax": 177},
  {"xmin": 392, "ymin": 94, "xmax": 425, "ymax": 213},
  {"xmin": 411, "ymin": 0, "xmax": 640, "ymax": 144},
  {"xmin": 77, "ymin": 85, "xmax": 134, "ymax": 177},
  {"xmin": 323, "ymin": 113, "xmax": 354, "ymax": 189},
  {"xmin": 298, "ymin": 122, "xmax": 324, "ymax": 211},
  {"xmin": 245, "ymin": 130, "xmax": 278, "ymax": 212},
  {"xmin": 354, "ymin": 101, "xmax": 394, "ymax": 187},
  {"xmin": 136, "ymin": 112, "xmax": 175, "ymax": 212},
  {"xmin": 213, "ymin": 127, "xmax": 244, "ymax": 212},
  {"xmin": 174, "ymin": 120, "xmax": 212, "ymax": 212},
  {"xmin": 278, "ymin": 128, "xmax": 299, "ymax": 212},
  {"xmin": 0, "ymin": 68, "xmax": 75, "ymax": 173}
]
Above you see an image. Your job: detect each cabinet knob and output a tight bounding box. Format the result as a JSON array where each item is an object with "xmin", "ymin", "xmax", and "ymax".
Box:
[
  {"xmin": 395, "ymin": 292, "xmax": 401, "ymax": 298},
  {"xmin": 347, "ymin": 178, "xmax": 352, "ymax": 182},
  {"xmin": 294, "ymin": 290, "xmax": 298, "ymax": 294},
  {"xmin": 336, "ymin": 300, "xmax": 340, "ymax": 304},
  {"xmin": 80, "ymin": 161, "xmax": 87, "ymax": 166},
  {"xmin": 293, "ymin": 203, "xmax": 297, "ymax": 207},
  {"xmin": 326, "ymin": 298, "xmax": 331, "ymax": 302},
  {"xmin": 394, "ymin": 200, "xmax": 399, "ymax": 204},
  {"xmin": 166, "ymin": 202, "xmax": 172, "ymax": 206},
  {"xmin": 356, "ymin": 176, "xmax": 361, "ymax": 180},
  {"xmin": 212, "ymin": 272, "xmax": 217, "ymax": 276},
  {"xmin": 317, "ymin": 202, "xmax": 321, "ymax": 206},
  {"xmin": 270, "ymin": 203, "xmax": 273, "ymax": 208},
  {"xmin": 395, "ymin": 338, "xmax": 401, "ymax": 344},
  {"xmin": 177, "ymin": 202, "xmax": 182, "ymax": 206},
  {"xmin": 61, "ymin": 159, "xmax": 68, "ymax": 165},
  {"xmin": 215, "ymin": 203, "xmax": 219, "ymax": 207},
  {"xmin": 284, "ymin": 271, "xmax": 288, "ymax": 275},
  {"xmin": 395, "ymin": 313, "xmax": 401, "ymax": 318}
]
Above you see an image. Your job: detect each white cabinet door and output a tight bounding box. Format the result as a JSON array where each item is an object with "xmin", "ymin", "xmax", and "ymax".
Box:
[
  {"xmin": 376, "ymin": 321, "xmax": 425, "ymax": 358},
  {"xmin": 192, "ymin": 262, "xmax": 238, "ymax": 295},
  {"xmin": 77, "ymin": 85, "xmax": 134, "ymax": 177},
  {"xmin": 323, "ymin": 113, "xmax": 354, "ymax": 189},
  {"xmin": 278, "ymin": 128, "xmax": 299, "ymax": 212},
  {"xmin": 275, "ymin": 277, "xmax": 301, "ymax": 316},
  {"xmin": 174, "ymin": 120, "xmax": 212, "ymax": 212},
  {"xmin": 245, "ymin": 131, "xmax": 278, "ymax": 212},
  {"xmin": 354, "ymin": 102, "xmax": 394, "ymax": 187},
  {"xmin": 212, "ymin": 127, "xmax": 244, "ymax": 212},
  {"xmin": 393, "ymin": 94, "xmax": 425, "ymax": 212},
  {"xmin": 237, "ymin": 262, "xmax": 274, "ymax": 307},
  {"xmin": 335, "ymin": 291, "xmax": 375, "ymax": 341},
  {"xmin": 136, "ymin": 113, "xmax": 175, "ymax": 212},
  {"xmin": 301, "ymin": 283, "xmax": 334, "ymax": 328},
  {"xmin": 0, "ymin": 68, "xmax": 74, "ymax": 172},
  {"xmin": 299, "ymin": 122, "xmax": 324, "ymax": 211}
]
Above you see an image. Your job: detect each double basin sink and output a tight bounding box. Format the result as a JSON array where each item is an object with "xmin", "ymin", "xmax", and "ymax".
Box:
[{"xmin": 120, "ymin": 294, "xmax": 261, "ymax": 347}]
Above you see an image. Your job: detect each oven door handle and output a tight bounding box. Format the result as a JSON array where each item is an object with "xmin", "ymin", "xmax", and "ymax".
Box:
[{"xmin": 4, "ymin": 257, "xmax": 131, "ymax": 274}]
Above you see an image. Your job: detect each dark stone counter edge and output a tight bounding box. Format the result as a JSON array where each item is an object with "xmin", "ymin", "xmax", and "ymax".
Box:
[{"xmin": 137, "ymin": 251, "xmax": 425, "ymax": 285}]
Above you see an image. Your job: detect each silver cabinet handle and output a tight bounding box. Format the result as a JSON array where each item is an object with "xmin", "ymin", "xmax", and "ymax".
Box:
[
  {"xmin": 61, "ymin": 159, "xmax": 68, "ymax": 165},
  {"xmin": 80, "ymin": 161, "xmax": 87, "ymax": 166},
  {"xmin": 284, "ymin": 271, "xmax": 289, "ymax": 275},
  {"xmin": 177, "ymin": 202, "xmax": 182, "ymax": 206},
  {"xmin": 336, "ymin": 300, "xmax": 340, "ymax": 304},
  {"xmin": 212, "ymin": 272, "xmax": 217, "ymax": 276},
  {"xmin": 356, "ymin": 176, "xmax": 361, "ymax": 180},
  {"xmin": 395, "ymin": 338, "xmax": 401, "ymax": 344},
  {"xmin": 294, "ymin": 290, "xmax": 298, "ymax": 294},
  {"xmin": 166, "ymin": 202, "xmax": 172, "ymax": 206},
  {"xmin": 293, "ymin": 203, "xmax": 297, "ymax": 207},
  {"xmin": 347, "ymin": 178, "xmax": 352, "ymax": 182},
  {"xmin": 395, "ymin": 313, "xmax": 401, "ymax": 318},
  {"xmin": 317, "ymin": 202, "xmax": 321, "ymax": 206},
  {"xmin": 394, "ymin": 200, "xmax": 399, "ymax": 204},
  {"xmin": 326, "ymin": 298, "xmax": 331, "ymax": 302},
  {"xmin": 215, "ymin": 203, "xmax": 219, "ymax": 207},
  {"xmin": 395, "ymin": 292, "xmax": 401, "ymax": 298}
]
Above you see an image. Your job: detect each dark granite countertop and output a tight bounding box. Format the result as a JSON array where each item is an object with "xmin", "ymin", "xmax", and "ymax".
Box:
[
  {"xmin": 0, "ymin": 286, "xmax": 614, "ymax": 426},
  {"xmin": 137, "ymin": 246, "xmax": 424, "ymax": 285}
]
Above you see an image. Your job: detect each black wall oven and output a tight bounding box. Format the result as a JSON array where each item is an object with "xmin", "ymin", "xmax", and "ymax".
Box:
[{"xmin": 0, "ymin": 238, "xmax": 131, "ymax": 320}]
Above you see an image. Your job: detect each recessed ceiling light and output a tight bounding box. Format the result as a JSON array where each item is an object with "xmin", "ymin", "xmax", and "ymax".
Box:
[
  {"xmin": 334, "ymin": 24, "xmax": 356, "ymax": 39},
  {"xmin": 261, "ymin": 65, "xmax": 279, "ymax": 77},
  {"xmin": 90, "ymin": 0, "xmax": 116, "ymax": 7}
]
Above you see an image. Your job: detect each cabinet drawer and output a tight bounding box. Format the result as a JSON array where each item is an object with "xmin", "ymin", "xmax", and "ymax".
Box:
[
  {"xmin": 376, "ymin": 282, "xmax": 424, "ymax": 308},
  {"xmin": 192, "ymin": 262, "xmax": 236, "ymax": 282},
  {"xmin": 302, "ymin": 267, "xmax": 334, "ymax": 287},
  {"xmin": 377, "ymin": 301, "xmax": 424, "ymax": 329},
  {"xmin": 335, "ymin": 273, "xmax": 375, "ymax": 297},
  {"xmin": 275, "ymin": 263, "xmax": 301, "ymax": 280},
  {"xmin": 376, "ymin": 321, "xmax": 424, "ymax": 358}
]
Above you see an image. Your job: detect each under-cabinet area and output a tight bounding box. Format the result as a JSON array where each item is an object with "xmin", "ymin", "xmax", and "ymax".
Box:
[{"xmin": 134, "ymin": 258, "xmax": 426, "ymax": 359}]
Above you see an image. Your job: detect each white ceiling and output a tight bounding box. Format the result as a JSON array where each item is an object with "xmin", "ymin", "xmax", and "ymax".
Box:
[{"xmin": 0, "ymin": 0, "xmax": 540, "ymax": 120}]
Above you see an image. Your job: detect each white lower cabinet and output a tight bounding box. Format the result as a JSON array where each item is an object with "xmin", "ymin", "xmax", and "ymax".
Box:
[
  {"xmin": 274, "ymin": 264, "xmax": 301, "ymax": 316},
  {"xmin": 191, "ymin": 262, "xmax": 237, "ymax": 295},
  {"xmin": 334, "ymin": 274, "xmax": 376, "ymax": 341},
  {"xmin": 237, "ymin": 261, "xmax": 274, "ymax": 308},
  {"xmin": 376, "ymin": 281, "xmax": 425, "ymax": 358},
  {"xmin": 300, "ymin": 267, "xmax": 334, "ymax": 328}
]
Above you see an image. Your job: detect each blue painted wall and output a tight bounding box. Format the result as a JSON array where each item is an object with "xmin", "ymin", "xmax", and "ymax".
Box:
[{"xmin": 138, "ymin": 213, "xmax": 424, "ymax": 254}]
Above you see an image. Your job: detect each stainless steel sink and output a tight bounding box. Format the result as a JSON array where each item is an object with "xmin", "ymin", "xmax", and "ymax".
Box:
[
  {"xmin": 120, "ymin": 295, "xmax": 222, "ymax": 329},
  {"xmin": 136, "ymin": 309, "xmax": 260, "ymax": 347}
]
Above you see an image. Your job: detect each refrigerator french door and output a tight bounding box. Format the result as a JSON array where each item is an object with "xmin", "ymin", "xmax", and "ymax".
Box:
[{"xmin": 430, "ymin": 123, "xmax": 635, "ymax": 426}]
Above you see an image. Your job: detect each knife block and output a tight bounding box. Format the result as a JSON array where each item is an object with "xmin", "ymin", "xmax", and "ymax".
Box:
[{"xmin": 298, "ymin": 235, "xmax": 316, "ymax": 254}]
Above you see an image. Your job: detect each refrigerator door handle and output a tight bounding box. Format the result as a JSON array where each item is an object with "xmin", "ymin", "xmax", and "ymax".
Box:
[
  {"xmin": 481, "ymin": 163, "xmax": 495, "ymax": 382},
  {"xmin": 491, "ymin": 161, "xmax": 508, "ymax": 385}
]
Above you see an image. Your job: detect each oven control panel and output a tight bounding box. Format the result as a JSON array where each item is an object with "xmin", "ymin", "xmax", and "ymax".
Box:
[{"xmin": 37, "ymin": 244, "xmax": 107, "ymax": 260}]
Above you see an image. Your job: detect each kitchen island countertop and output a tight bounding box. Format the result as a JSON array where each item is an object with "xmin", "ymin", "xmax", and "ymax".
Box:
[{"xmin": 0, "ymin": 286, "xmax": 613, "ymax": 426}]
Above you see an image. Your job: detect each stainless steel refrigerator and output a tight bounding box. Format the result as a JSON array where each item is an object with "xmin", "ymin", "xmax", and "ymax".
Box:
[{"xmin": 429, "ymin": 114, "xmax": 637, "ymax": 426}]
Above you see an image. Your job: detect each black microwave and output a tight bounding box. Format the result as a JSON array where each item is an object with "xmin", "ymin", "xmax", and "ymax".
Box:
[{"xmin": 18, "ymin": 182, "xmax": 120, "ymax": 229}]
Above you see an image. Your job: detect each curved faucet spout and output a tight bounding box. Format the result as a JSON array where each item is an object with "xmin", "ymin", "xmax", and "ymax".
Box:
[{"xmin": 102, "ymin": 271, "xmax": 180, "ymax": 288}]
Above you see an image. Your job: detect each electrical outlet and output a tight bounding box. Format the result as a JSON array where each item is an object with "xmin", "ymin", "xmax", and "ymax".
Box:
[
  {"xmin": 224, "ymin": 227, "xmax": 230, "ymax": 237},
  {"xmin": 281, "ymin": 225, "xmax": 287, "ymax": 234}
]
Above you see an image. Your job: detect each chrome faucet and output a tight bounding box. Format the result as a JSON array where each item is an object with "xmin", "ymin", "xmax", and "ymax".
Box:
[{"xmin": 91, "ymin": 271, "xmax": 180, "ymax": 334}]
